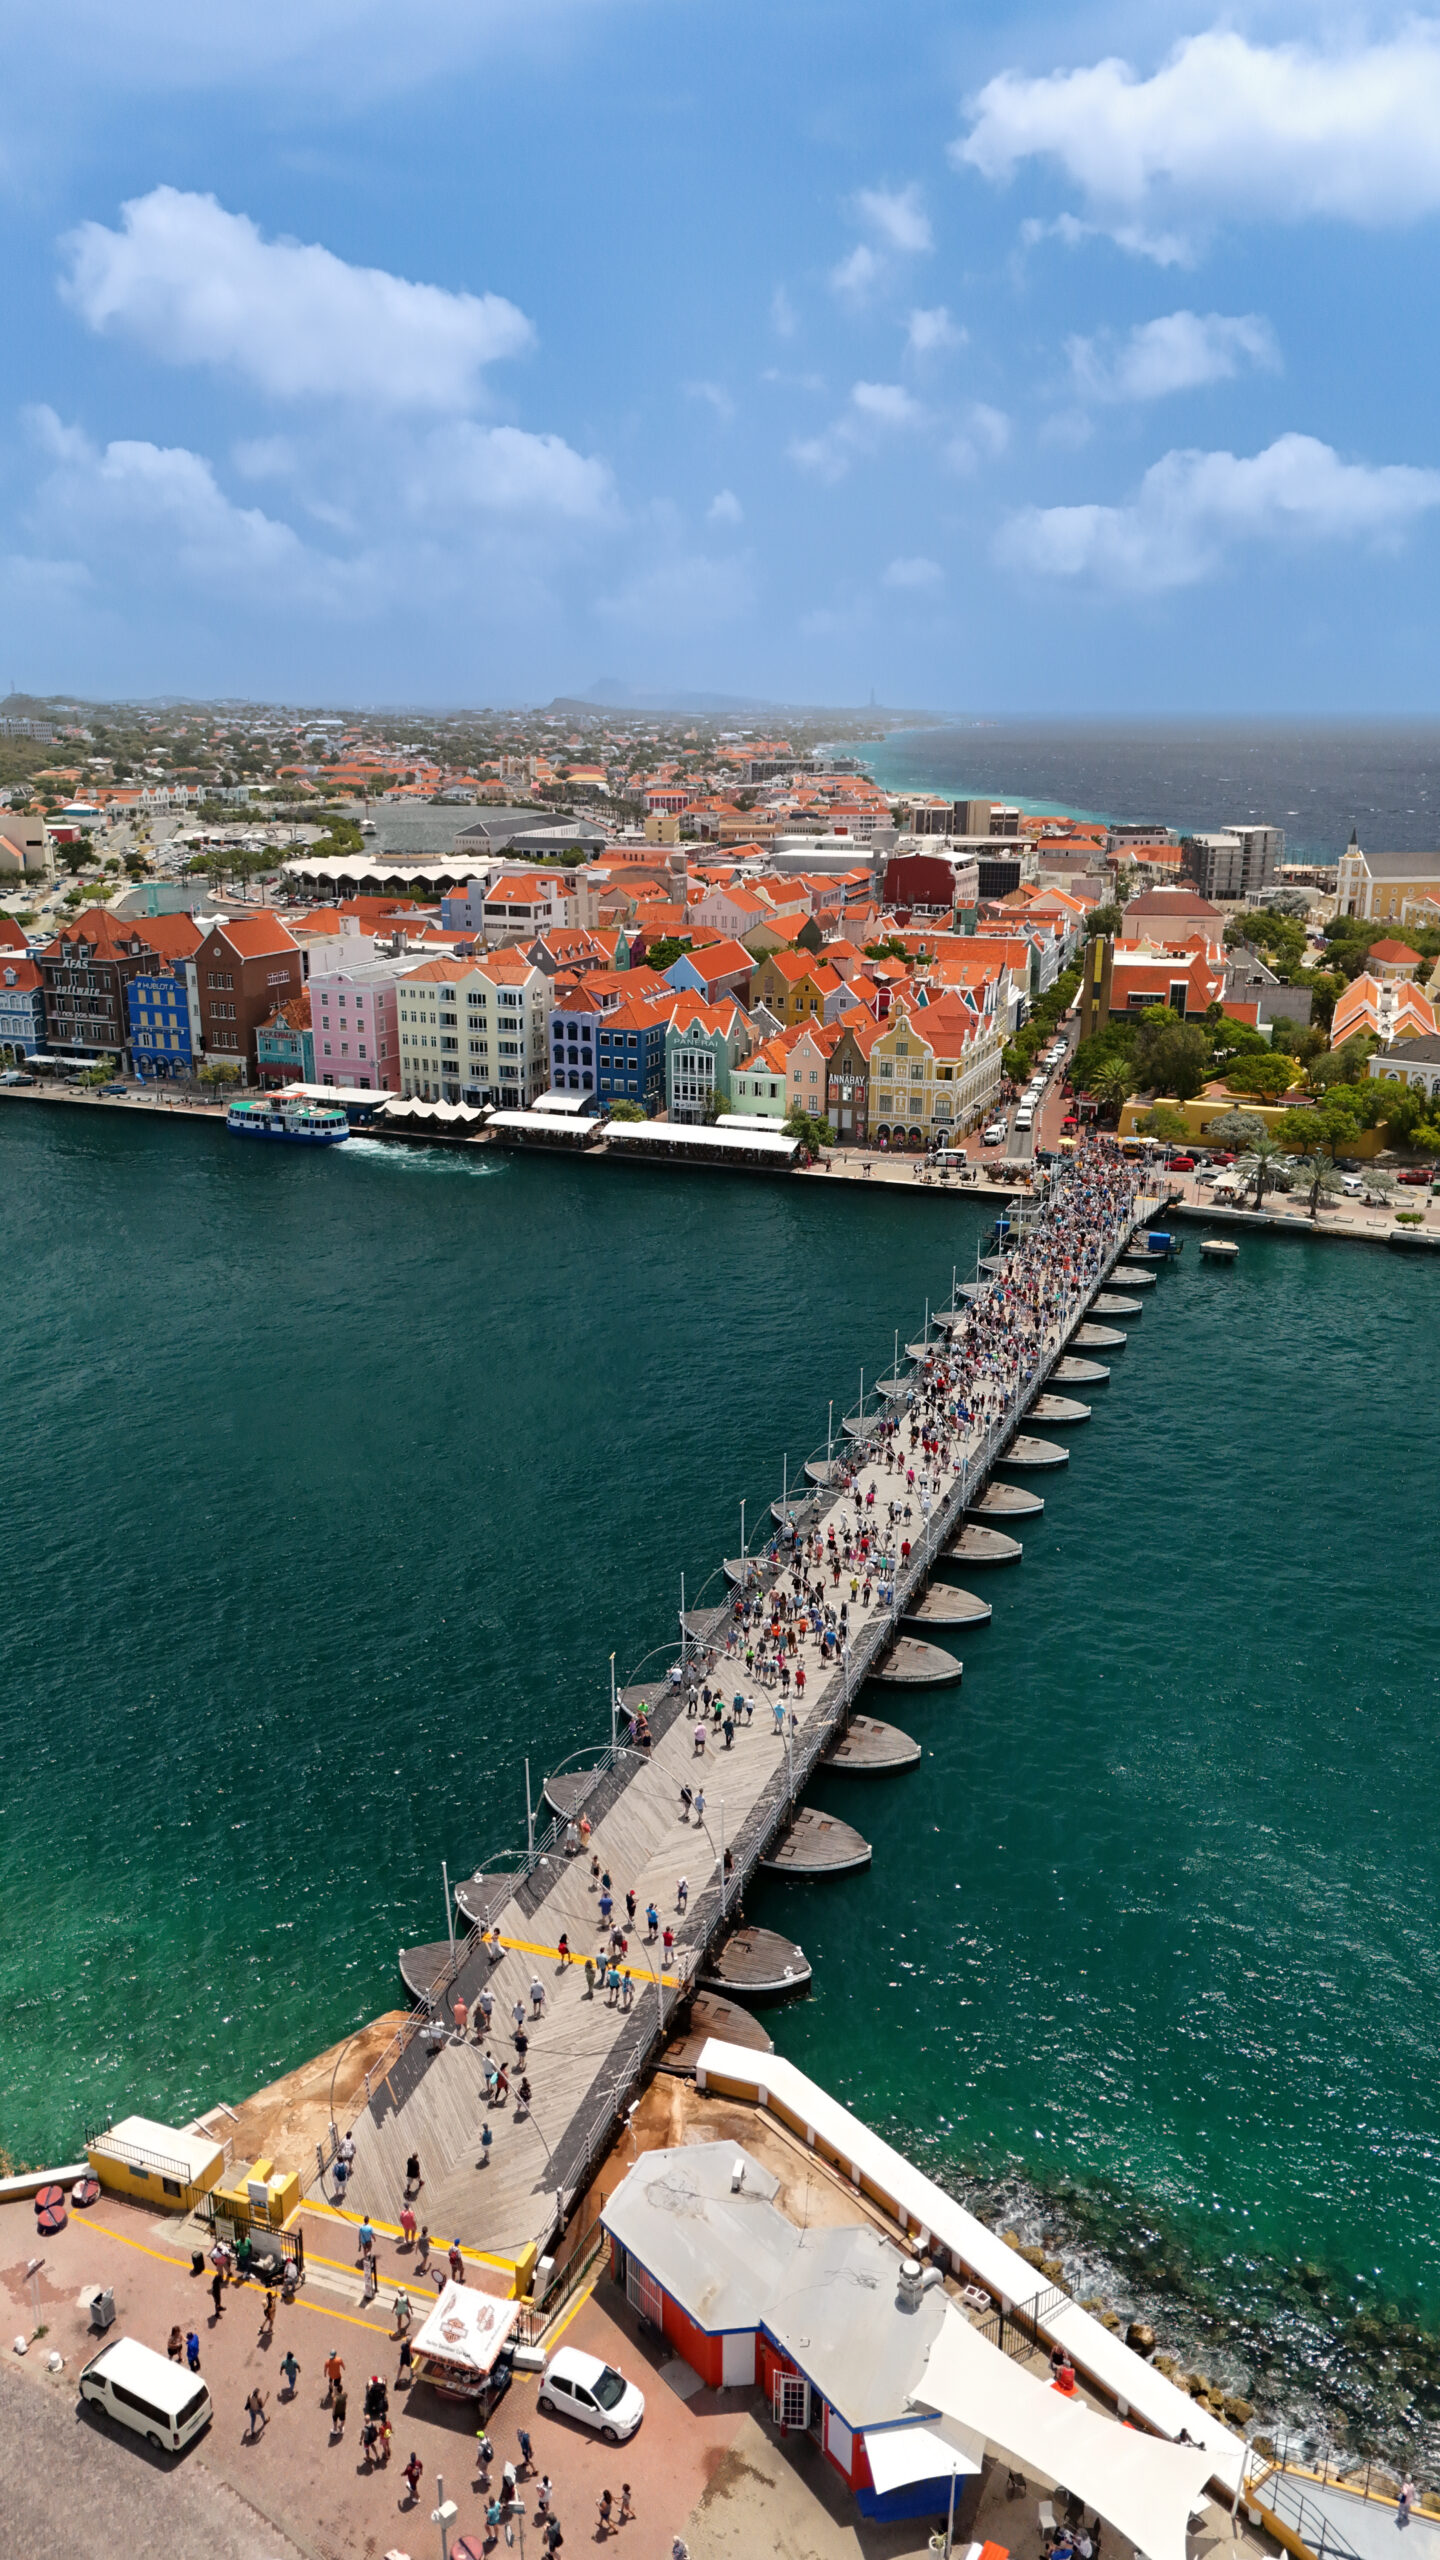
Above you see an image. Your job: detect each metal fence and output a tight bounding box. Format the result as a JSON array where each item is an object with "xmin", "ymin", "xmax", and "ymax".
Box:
[{"xmin": 1246, "ymin": 2465, "xmax": 1365, "ymax": 2560}]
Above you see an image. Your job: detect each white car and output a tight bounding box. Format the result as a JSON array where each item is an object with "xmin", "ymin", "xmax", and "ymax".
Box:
[
  {"xmin": 981, "ymin": 1120, "xmax": 1008, "ymax": 1145},
  {"xmin": 537, "ymin": 2345, "xmax": 645, "ymax": 2443}
]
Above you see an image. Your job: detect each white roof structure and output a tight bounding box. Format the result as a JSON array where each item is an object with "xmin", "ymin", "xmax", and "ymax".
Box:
[
  {"xmin": 694, "ymin": 2041, "xmax": 1244, "ymax": 2494},
  {"xmin": 374, "ymin": 1097, "xmax": 487, "ymax": 1125},
  {"xmin": 716, "ymin": 1111, "xmax": 789, "ymax": 1130},
  {"xmin": 272, "ymin": 1083, "xmax": 384, "ymax": 1107},
  {"xmin": 532, "ymin": 1089, "xmax": 594, "ymax": 1114},
  {"xmin": 90, "ymin": 2115, "xmax": 223, "ymax": 2186},
  {"xmin": 915, "ymin": 2308, "xmax": 1215, "ymax": 2560},
  {"xmin": 863, "ymin": 2418, "xmax": 984, "ymax": 2497},
  {"xmin": 605, "ymin": 1121, "xmax": 800, "ymax": 1163},
  {"xmin": 486, "ymin": 1107, "xmax": 602, "ymax": 1146},
  {"xmin": 412, "ymin": 2281, "xmax": 520, "ymax": 2379}
]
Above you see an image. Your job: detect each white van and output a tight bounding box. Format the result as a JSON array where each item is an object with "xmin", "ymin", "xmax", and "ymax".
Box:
[
  {"xmin": 79, "ymin": 2336, "xmax": 212, "ymax": 2453},
  {"xmin": 1014, "ymin": 1106, "xmax": 1034, "ymax": 1131}
]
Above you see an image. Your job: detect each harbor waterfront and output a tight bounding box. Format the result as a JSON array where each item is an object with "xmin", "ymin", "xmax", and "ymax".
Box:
[{"xmin": 3, "ymin": 1108, "xmax": 1440, "ymax": 2453}]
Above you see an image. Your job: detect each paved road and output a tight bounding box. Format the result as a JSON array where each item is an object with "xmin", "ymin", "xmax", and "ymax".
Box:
[{"xmin": 0, "ymin": 2356, "xmax": 303, "ymax": 2560}]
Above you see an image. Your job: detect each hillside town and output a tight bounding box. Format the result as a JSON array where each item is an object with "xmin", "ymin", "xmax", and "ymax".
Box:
[{"xmin": 6, "ymin": 704, "xmax": 1440, "ymax": 1191}]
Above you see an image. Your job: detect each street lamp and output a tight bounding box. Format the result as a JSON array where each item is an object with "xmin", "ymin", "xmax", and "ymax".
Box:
[{"xmin": 433, "ymin": 2478, "xmax": 459, "ymax": 2560}]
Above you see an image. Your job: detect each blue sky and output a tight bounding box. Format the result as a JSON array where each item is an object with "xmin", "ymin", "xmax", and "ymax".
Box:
[{"xmin": 8, "ymin": 0, "xmax": 1440, "ymax": 712}]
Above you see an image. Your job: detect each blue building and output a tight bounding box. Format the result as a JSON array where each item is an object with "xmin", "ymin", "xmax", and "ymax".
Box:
[
  {"xmin": 126, "ymin": 961, "xmax": 197, "ymax": 1079},
  {"xmin": 0, "ymin": 954, "xmax": 46, "ymax": 1059},
  {"xmin": 596, "ymin": 994, "xmax": 670, "ymax": 1113}
]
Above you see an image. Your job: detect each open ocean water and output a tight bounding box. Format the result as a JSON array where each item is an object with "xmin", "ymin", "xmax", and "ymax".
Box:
[
  {"xmin": 2, "ymin": 1096, "xmax": 1438, "ymax": 2461},
  {"xmin": 859, "ymin": 719, "xmax": 1440, "ymax": 866}
]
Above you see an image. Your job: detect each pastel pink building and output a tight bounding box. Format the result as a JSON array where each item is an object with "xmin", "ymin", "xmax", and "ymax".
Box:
[{"xmin": 310, "ymin": 960, "xmax": 403, "ymax": 1091}]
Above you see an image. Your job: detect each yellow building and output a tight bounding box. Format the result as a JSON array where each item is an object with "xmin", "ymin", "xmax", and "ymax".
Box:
[
  {"xmin": 868, "ymin": 997, "xmax": 1001, "ymax": 1146},
  {"xmin": 1335, "ymin": 837, "xmax": 1440, "ymax": 922},
  {"xmin": 88, "ymin": 2115, "xmax": 225, "ymax": 2212}
]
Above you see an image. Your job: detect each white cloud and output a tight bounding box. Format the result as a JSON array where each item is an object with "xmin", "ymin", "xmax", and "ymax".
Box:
[
  {"xmin": 410, "ymin": 421, "xmax": 616, "ymax": 521},
  {"xmin": 61, "ymin": 187, "xmax": 533, "ymax": 410},
  {"xmin": 883, "ymin": 555, "xmax": 943, "ymax": 591},
  {"xmin": 957, "ymin": 27, "xmax": 1440, "ymax": 229},
  {"xmin": 1069, "ymin": 310, "xmax": 1278, "ymax": 402},
  {"xmin": 791, "ymin": 380, "xmax": 924, "ymax": 481},
  {"xmin": 830, "ymin": 243, "xmax": 882, "ymax": 301},
  {"xmin": 854, "ymin": 183, "xmax": 933, "ymax": 255},
  {"xmin": 945, "ymin": 402, "xmax": 1010, "ymax": 474},
  {"xmin": 708, "ymin": 488, "xmax": 743, "ymax": 526},
  {"xmin": 1017, "ymin": 212, "xmax": 1193, "ymax": 268},
  {"xmin": 685, "ymin": 379, "xmax": 735, "ymax": 422},
  {"xmin": 996, "ymin": 432, "xmax": 1440, "ymax": 591},
  {"xmin": 25, "ymin": 405, "xmax": 340, "ymax": 603},
  {"xmin": 906, "ymin": 305, "xmax": 965, "ymax": 357},
  {"xmin": 232, "ymin": 436, "xmax": 297, "ymax": 480}
]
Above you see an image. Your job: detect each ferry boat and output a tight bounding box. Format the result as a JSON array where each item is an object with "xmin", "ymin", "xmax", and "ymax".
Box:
[{"xmin": 227, "ymin": 1095, "xmax": 349, "ymax": 1145}]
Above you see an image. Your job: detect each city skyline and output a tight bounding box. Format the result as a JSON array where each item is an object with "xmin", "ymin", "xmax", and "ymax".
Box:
[{"xmin": 7, "ymin": 1, "xmax": 1440, "ymax": 710}]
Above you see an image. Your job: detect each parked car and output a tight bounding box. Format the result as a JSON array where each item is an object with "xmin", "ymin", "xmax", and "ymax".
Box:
[
  {"xmin": 100, "ymin": 1081, "xmax": 128, "ymax": 1096},
  {"xmin": 1208, "ymin": 1150, "xmax": 1235, "ymax": 1167},
  {"xmin": 980, "ymin": 1121, "xmax": 1008, "ymax": 1145},
  {"xmin": 1167, "ymin": 1155, "xmax": 1197, "ymax": 1172},
  {"xmin": 0, "ymin": 1068, "xmax": 36, "ymax": 1085},
  {"xmin": 1398, "ymin": 1165, "xmax": 1434, "ymax": 1185},
  {"xmin": 1339, "ymin": 1173, "xmax": 1365, "ymax": 1195},
  {"xmin": 538, "ymin": 2347, "xmax": 645, "ymax": 2444}
]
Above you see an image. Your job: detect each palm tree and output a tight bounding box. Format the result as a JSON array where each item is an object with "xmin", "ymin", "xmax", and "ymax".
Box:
[
  {"xmin": 1237, "ymin": 1131, "xmax": 1289, "ymax": 1210},
  {"xmin": 1090, "ymin": 1056, "xmax": 1135, "ymax": 1124}
]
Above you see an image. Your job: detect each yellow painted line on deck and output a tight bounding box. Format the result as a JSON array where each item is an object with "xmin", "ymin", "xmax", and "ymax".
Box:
[
  {"xmin": 301, "ymin": 2198, "xmax": 519, "ymax": 2275},
  {"xmin": 77, "ymin": 2219, "xmax": 395, "ymax": 2340},
  {"xmin": 490, "ymin": 1932, "xmax": 681, "ymax": 1988}
]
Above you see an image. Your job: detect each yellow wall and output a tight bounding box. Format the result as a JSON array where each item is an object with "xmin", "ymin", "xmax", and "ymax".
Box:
[
  {"xmin": 1117, "ymin": 1093, "xmax": 1386, "ymax": 1156},
  {"xmin": 88, "ymin": 2144, "xmax": 224, "ymax": 2213}
]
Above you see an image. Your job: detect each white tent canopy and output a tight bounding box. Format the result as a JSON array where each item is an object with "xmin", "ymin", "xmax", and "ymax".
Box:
[
  {"xmin": 914, "ymin": 2308, "xmax": 1215, "ymax": 2560},
  {"xmin": 864, "ymin": 2416, "xmax": 985, "ymax": 2497}
]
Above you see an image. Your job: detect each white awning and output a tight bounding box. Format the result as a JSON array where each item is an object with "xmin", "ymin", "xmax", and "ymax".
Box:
[
  {"xmin": 863, "ymin": 2417, "xmax": 985, "ymax": 2497},
  {"xmin": 914, "ymin": 2307, "xmax": 1215, "ymax": 2560},
  {"xmin": 412, "ymin": 2281, "xmax": 519, "ymax": 2378}
]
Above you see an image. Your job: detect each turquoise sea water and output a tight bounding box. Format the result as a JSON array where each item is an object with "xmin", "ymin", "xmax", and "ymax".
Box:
[{"xmin": 3, "ymin": 1106, "xmax": 1438, "ymax": 2446}]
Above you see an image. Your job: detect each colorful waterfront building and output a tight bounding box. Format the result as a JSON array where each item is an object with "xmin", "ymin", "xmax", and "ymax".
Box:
[
  {"xmin": 398, "ymin": 950, "xmax": 553, "ymax": 1105},
  {"xmin": 256, "ymin": 991, "xmax": 316, "ymax": 1088},
  {"xmin": 727, "ymin": 1032, "xmax": 790, "ymax": 1117},
  {"xmin": 310, "ymin": 958, "xmax": 402, "ymax": 1093},
  {"xmin": 0, "ymin": 955, "xmax": 47, "ymax": 1060},
  {"xmin": 664, "ymin": 996, "xmax": 752, "ymax": 1123},
  {"xmin": 596, "ymin": 993, "xmax": 672, "ymax": 1113},
  {"xmin": 125, "ymin": 959, "xmax": 200, "ymax": 1079}
]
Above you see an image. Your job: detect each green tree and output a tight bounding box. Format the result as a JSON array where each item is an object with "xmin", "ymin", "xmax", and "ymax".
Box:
[
  {"xmin": 1204, "ymin": 1108, "xmax": 1269, "ymax": 1153},
  {"xmin": 784, "ymin": 1105, "xmax": 834, "ymax": 1158},
  {"xmin": 606, "ymin": 1096, "xmax": 646, "ymax": 1121},
  {"xmin": 1133, "ymin": 1012, "xmax": 1211, "ymax": 1100},
  {"xmin": 1308, "ymin": 1033, "xmax": 1373, "ymax": 1091},
  {"xmin": 1237, "ymin": 1131, "xmax": 1291, "ymax": 1210},
  {"xmin": 79, "ymin": 1053, "xmax": 120, "ymax": 1087},
  {"xmin": 645, "ymin": 936, "xmax": 692, "ymax": 972},
  {"xmin": 1090, "ymin": 1055, "xmax": 1136, "ymax": 1123},
  {"xmin": 1084, "ymin": 903, "xmax": 1123, "ymax": 939},
  {"xmin": 1274, "ymin": 1097, "xmax": 1363, "ymax": 1218},
  {"xmin": 1224, "ymin": 1052, "xmax": 1302, "ymax": 1100},
  {"xmin": 199, "ymin": 1059, "xmax": 242, "ymax": 1103},
  {"xmin": 1137, "ymin": 1101, "xmax": 1191, "ymax": 1142}
]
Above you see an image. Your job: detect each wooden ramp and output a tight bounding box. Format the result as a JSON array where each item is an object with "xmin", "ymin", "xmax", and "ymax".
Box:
[
  {"xmin": 700, "ymin": 1926, "xmax": 811, "ymax": 2000},
  {"xmin": 905, "ymin": 1583, "xmax": 992, "ymax": 1628},
  {"xmin": 1029, "ymin": 1393, "xmax": 1090, "ymax": 1423},
  {"xmin": 873, "ymin": 1636, "xmax": 963, "ymax": 1687},
  {"xmin": 1054, "ymin": 1356, "xmax": 1108, "ymax": 1385},
  {"xmin": 659, "ymin": 1991, "xmax": 772, "ymax": 2077},
  {"xmin": 822, "ymin": 1714, "xmax": 921, "ymax": 1774},
  {"xmin": 946, "ymin": 1524, "xmax": 1023, "ymax": 1566},
  {"xmin": 968, "ymin": 1482, "xmax": 1043, "ymax": 1520},
  {"xmin": 761, "ymin": 1805, "xmax": 872, "ymax": 1877},
  {"xmin": 999, "ymin": 1434, "xmax": 1069, "ymax": 1469}
]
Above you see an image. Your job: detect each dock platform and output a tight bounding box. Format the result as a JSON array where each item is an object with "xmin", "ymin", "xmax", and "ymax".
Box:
[
  {"xmin": 1054, "ymin": 1355, "xmax": 1108, "ymax": 1384},
  {"xmin": 998, "ymin": 1434, "xmax": 1068, "ymax": 1469},
  {"xmin": 658, "ymin": 1991, "xmax": 772, "ymax": 2077},
  {"xmin": 700, "ymin": 1926, "xmax": 812, "ymax": 2000},
  {"xmin": 946, "ymin": 1524, "xmax": 1023, "ymax": 1566},
  {"xmin": 1028, "ymin": 1393, "xmax": 1090, "ymax": 1422},
  {"xmin": 761, "ymin": 1805, "xmax": 873, "ymax": 1877},
  {"xmin": 1112, "ymin": 1264, "xmax": 1156, "ymax": 1288},
  {"xmin": 1092, "ymin": 1292, "xmax": 1142, "ymax": 1317},
  {"xmin": 1072, "ymin": 1321, "xmax": 1126, "ymax": 1350},
  {"xmin": 398, "ymin": 1942, "xmax": 456, "ymax": 2007},
  {"xmin": 968, "ymin": 1482, "xmax": 1043, "ymax": 1520},
  {"xmin": 904, "ymin": 1583, "xmax": 992, "ymax": 1628},
  {"xmin": 873, "ymin": 1636, "xmax": 963, "ymax": 1687},
  {"xmin": 822, "ymin": 1714, "xmax": 921, "ymax": 1774}
]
